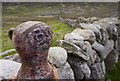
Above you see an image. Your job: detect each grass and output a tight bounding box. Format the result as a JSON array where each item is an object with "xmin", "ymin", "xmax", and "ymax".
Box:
[
  {"xmin": 106, "ymin": 58, "xmax": 120, "ymax": 81},
  {"xmin": 2, "ymin": 2, "xmax": 75, "ymax": 52},
  {"xmin": 0, "ymin": 51, "xmax": 17, "ymax": 59},
  {"xmin": 1, "ymin": 2, "xmax": 120, "ymax": 81}
]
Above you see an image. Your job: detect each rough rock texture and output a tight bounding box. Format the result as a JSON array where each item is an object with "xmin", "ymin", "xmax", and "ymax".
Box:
[
  {"xmin": 56, "ymin": 40, "xmax": 90, "ymax": 60},
  {"xmin": 79, "ymin": 23, "xmax": 102, "ymax": 43},
  {"xmin": 84, "ymin": 42, "xmax": 97, "ymax": 65},
  {"xmin": 92, "ymin": 40, "xmax": 114, "ymax": 60},
  {"xmin": 58, "ymin": 17, "xmax": 118, "ymax": 80},
  {"xmin": 104, "ymin": 49, "xmax": 118, "ymax": 71},
  {"xmin": 0, "ymin": 60, "xmax": 21, "ymax": 80},
  {"xmin": 68, "ymin": 55, "xmax": 91, "ymax": 79},
  {"xmin": 57, "ymin": 62, "xmax": 75, "ymax": 79},
  {"xmin": 72, "ymin": 28, "xmax": 96, "ymax": 44},
  {"xmin": 48, "ymin": 47, "xmax": 67, "ymax": 68},
  {"xmin": 77, "ymin": 17, "xmax": 99, "ymax": 24},
  {"xmin": 100, "ymin": 29, "xmax": 109, "ymax": 45},
  {"xmin": 60, "ymin": 16, "xmax": 78, "ymax": 28},
  {"xmin": 2, "ymin": 54, "xmax": 21, "ymax": 63},
  {"xmin": 64, "ymin": 32, "xmax": 84, "ymax": 41},
  {"xmin": 90, "ymin": 62, "xmax": 105, "ymax": 79}
]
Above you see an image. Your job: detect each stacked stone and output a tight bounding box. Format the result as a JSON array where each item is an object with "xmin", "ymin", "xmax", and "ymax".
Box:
[
  {"xmin": 58, "ymin": 17, "xmax": 119, "ymax": 79},
  {"xmin": 0, "ymin": 17, "xmax": 119, "ymax": 80}
]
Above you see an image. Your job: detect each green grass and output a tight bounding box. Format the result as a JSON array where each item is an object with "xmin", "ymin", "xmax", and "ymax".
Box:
[
  {"xmin": 0, "ymin": 51, "xmax": 17, "ymax": 59},
  {"xmin": 106, "ymin": 58, "xmax": 120, "ymax": 81},
  {"xmin": 2, "ymin": 3, "xmax": 74, "ymax": 52}
]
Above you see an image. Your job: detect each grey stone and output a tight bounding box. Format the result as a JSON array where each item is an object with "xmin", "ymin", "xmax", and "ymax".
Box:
[
  {"xmin": 56, "ymin": 40, "xmax": 90, "ymax": 60},
  {"xmin": 101, "ymin": 61, "xmax": 106, "ymax": 74},
  {"xmin": 12, "ymin": 54, "xmax": 21, "ymax": 63},
  {"xmin": 92, "ymin": 40, "xmax": 114, "ymax": 60},
  {"xmin": 100, "ymin": 29, "xmax": 109, "ymax": 45},
  {"xmin": 57, "ymin": 62, "xmax": 75, "ymax": 79},
  {"xmin": 60, "ymin": 16, "xmax": 78, "ymax": 28},
  {"xmin": 93, "ymin": 20, "xmax": 109, "ymax": 29},
  {"xmin": 68, "ymin": 56, "xmax": 91, "ymax": 79},
  {"xmin": 2, "ymin": 54, "xmax": 21, "ymax": 63},
  {"xmin": 90, "ymin": 62, "xmax": 105, "ymax": 79},
  {"xmin": 77, "ymin": 17, "xmax": 99, "ymax": 24},
  {"xmin": 107, "ymin": 23, "xmax": 118, "ymax": 41},
  {"xmin": 2, "ymin": 54, "xmax": 17, "ymax": 60},
  {"xmin": 93, "ymin": 18, "xmax": 118, "ymax": 41},
  {"xmin": 104, "ymin": 49, "xmax": 118, "ymax": 71},
  {"xmin": 79, "ymin": 23, "xmax": 102, "ymax": 43},
  {"xmin": 0, "ymin": 60, "xmax": 21, "ymax": 80},
  {"xmin": 72, "ymin": 28, "xmax": 96, "ymax": 44},
  {"xmin": 66, "ymin": 40, "xmax": 97, "ymax": 65},
  {"xmin": 92, "ymin": 41, "xmax": 105, "ymax": 60},
  {"xmin": 105, "ymin": 40, "xmax": 114, "ymax": 57},
  {"xmin": 66, "ymin": 39, "xmax": 86, "ymax": 50},
  {"xmin": 118, "ymin": 37, "xmax": 120, "ymax": 55},
  {"xmin": 115, "ymin": 40, "xmax": 118, "ymax": 51},
  {"xmin": 99, "ymin": 17, "xmax": 118, "ymax": 25},
  {"xmin": 48, "ymin": 47, "xmax": 67, "ymax": 68},
  {"xmin": 95, "ymin": 54, "xmax": 101, "ymax": 63},
  {"xmin": 84, "ymin": 41, "xmax": 97, "ymax": 65},
  {"xmin": 64, "ymin": 33, "xmax": 84, "ymax": 41}
]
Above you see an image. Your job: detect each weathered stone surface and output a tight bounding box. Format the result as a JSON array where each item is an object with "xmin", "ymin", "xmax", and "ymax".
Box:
[
  {"xmin": 105, "ymin": 40, "xmax": 114, "ymax": 57},
  {"xmin": 92, "ymin": 41, "xmax": 105, "ymax": 60},
  {"xmin": 56, "ymin": 40, "xmax": 90, "ymax": 60},
  {"xmin": 60, "ymin": 16, "xmax": 78, "ymax": 28},
  {"xmin": 12, "ymin": 54, "xmax": 21, "ymax": 63},
  {"xmin": 115, "ymin": 40, "xmax": 118, "ymax": 51},
  {"xmin": 68, "ymin": 55, "xmax": 91, "ymax": 79},
  {"xmin": 48, "ymin": 47, "xmax": 67, "ymax": 68},
  {"xmin": 118, "ymin": 37, "xmax": 120, "ymax": 55},
  {"xmin": 90, "ymin": 62, "xmax": 105, "ymax": 79},
  {"xmin": 60, "ymin": 17, "xmax": 99, "ymax": 28},
  {"xmin": 72, "ymin": 28, "xmax": 96, "ymax": 44},
  {"xmin": 66, "ymin": 39, "xmax": 86, "ymax": 50},
  {"xmin": 100, "ymin": 29, "xmax": 109, "ymax": 45},
  {"xmin": 105, "ymin": 49, "xmax": 118, "ymax": 71},
  {"xmin": 2, "ymin": 54, "xmax": 21, "ymax": 63},
  {"xmin": 93, "ymin": 21, "xmax": 109, "ymax": 29},
  {"xmin": 84, "ymin": 41, "xmax": 97, "ymax": 65},
  {"xmin": 0, "ymin": 60, "xmax": 21, "ymax": 80},
  {"xmin": 79, "ymin": 23, "xmax": 102, "ymax": 43},
  {"xmin": 64, "ymin": 32, "xmax": 84, "ymax": 41},
  {"xmin": 95, "ymin": 54, "xmax": 101, "ymax": 63},
  {"xmin": 66, "ymin": 40, "xmax": 96, "ymax": 65},
  {"xmin": 77, "ymin": 17, "xmax": 99, "ymax": 24},
  {"xmin": 92, "ymin": 40, "xmax": 114, "ymax": 60},
  {"xmin": 99, "ymin": 17, "xmax": 118, "ymax": 25},
  {"xmin": 101, "ymin": 61, "xmax": 106, "ymax": 74},
  {"xmin": 2, "ymin": 54, "xmax": 17, "ymax": 60},
  {"xmin": 107, "ymin": 23, "xmax": 118, "ymax": 41},
  {"xmin": 57, "ymin": 62, "xmax": 75, "ymax": 79}
]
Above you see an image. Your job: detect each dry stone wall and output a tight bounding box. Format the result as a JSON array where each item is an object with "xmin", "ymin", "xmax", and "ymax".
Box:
[
  {"xmin": 0, "ymin": 17, "xmax": 119, "ymax": 80},
  {"xmin": 57, "ymin": 17, "xmax": 119, "ymax": 80}
]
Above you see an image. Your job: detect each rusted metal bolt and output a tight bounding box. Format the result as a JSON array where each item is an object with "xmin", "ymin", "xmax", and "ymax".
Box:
[{"xmin": 8, "ymin": 21, "xmax": 57, "ymax": 80}]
